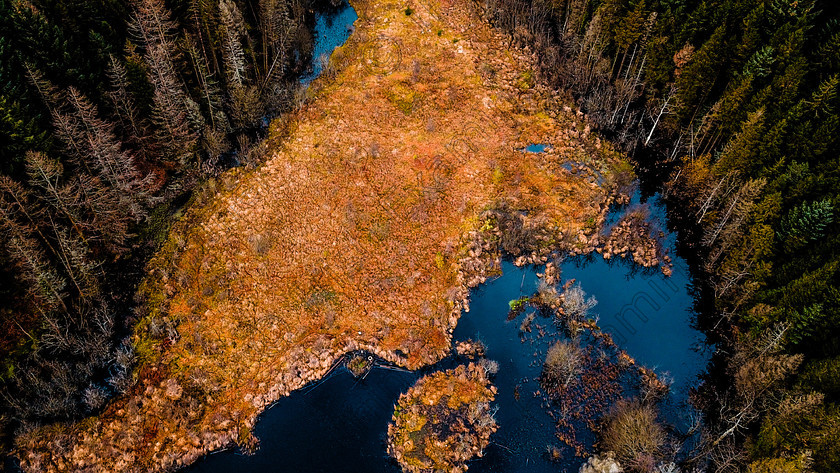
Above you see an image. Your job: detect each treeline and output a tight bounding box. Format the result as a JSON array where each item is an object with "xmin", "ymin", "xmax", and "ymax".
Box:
[
  {"xmin": 0, "ymin": 0, "xmax": 324, "ymax": 448},
  {"xmin": 479, "ymin": 0, "xmax": 840, "ymax": 471}
]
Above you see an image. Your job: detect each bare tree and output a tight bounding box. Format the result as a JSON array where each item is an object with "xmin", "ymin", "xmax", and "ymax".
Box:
[
  {"xmin": 601, "ymin": 400, "xmax": 666, "ymax": 468},
  {"xmin": 561, "ymin": 282, "xmax": 598, "ymax": 321},
  {"xmin": 543, "ymin": 340, "xmax": 582, "ymax": 387},
  {"xmin": 106, "ymin": 55, "xmax": 158, "ymax": 165},
  {"xmin": 131, "ymin": 0, "xmax": 199, "ymax": 166},
  {"xmin": 64, "ymin": 88, "xmax": 154, "ymax": 216},
  {"xmin": 0, "ymin": 193, "xmax": 67, "ymax": 313}
]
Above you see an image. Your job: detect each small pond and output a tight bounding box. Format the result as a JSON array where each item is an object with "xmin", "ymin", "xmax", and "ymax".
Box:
[
  {"xmin": 300, "ymin": 2, "xmax": 358, "ymax": 84},
  {"xmin": 521, "ymin": 144, "xmax": 551, "ymax": 153}
]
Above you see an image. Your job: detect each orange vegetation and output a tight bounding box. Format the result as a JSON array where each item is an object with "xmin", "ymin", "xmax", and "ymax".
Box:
[
  {"xmin": 597, "ymin": 208, "xmax": 672, "ymax": 275},
  {"xmin": 15, "ymin": 0, "xmax": 629, "ymax": 470},
  {"xmin": 387, "ymin": 363, "xmax": 497, "ymax": 473}
]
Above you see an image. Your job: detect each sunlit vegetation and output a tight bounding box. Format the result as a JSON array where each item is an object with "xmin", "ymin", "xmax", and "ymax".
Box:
[
  {"xmin": 579, "ymin": 452, "xmax": 623, "ymax": 473},
  {"xmin": 600, "ymin": 400, "xmax": 666, "ymax": 471},
  {"xmin": 598, "ymin": 207, "xmax": 670, "ymax": 275},
  {"xmin": 387, "ymin": 363, "xmax": 498, "ymax": 473},
  {"xmin": 2, "ymin": 0, "xmax": 835, "ymax": 468},
  {"xmin": 0, "ymin": 0, "xmax": 320, "ymax": 452},
  {"xmin": 484, "ymin": 0, "xmax": 840, "ymax": 469},
  {"xmin": 6, "ymin": 0, "xmax": 631, "ymax": 469},
  {"xmin": 345, "ymin": 351, "xmax": 373, "ymax": 377},
  {"xmin": 543, "ymin": 340, "xmax": 582, "ymax": 388}
]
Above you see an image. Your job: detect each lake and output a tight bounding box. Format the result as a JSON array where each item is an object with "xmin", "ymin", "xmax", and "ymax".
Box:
[{"xmin": 183, "ymin": 187, "xmax": 710, "ymax": 473}]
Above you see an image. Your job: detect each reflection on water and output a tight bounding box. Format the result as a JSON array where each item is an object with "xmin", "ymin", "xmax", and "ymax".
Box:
[
  {"xmin": 300, "ymin": 3, "xmax": 358, "ymax": 84},
  {"xmin": 185, "ymin": 190, "xmax": 709, "ymax": 473}
]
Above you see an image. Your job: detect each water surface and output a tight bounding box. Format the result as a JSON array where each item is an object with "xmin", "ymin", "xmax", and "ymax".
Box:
[
  {"xmin": 185, "ymin": 190, "xmax": 709, "ymax": 473},
  {"xmin": 300, "ymin": 3, "xmax": 358, "ymax": 84}
]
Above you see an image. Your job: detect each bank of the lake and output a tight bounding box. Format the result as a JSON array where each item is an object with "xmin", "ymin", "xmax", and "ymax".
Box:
[
  {"xmin": 14, "ymin": 0, "xmax": 659, "ymax": 470},
  {"xmin": 184, "ymin": 190, "xmax": 708, "ymax": 473}
]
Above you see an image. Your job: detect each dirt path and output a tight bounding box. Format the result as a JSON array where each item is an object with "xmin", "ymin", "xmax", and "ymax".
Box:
[{"xmin": 16, "ymin": 0, "xmax": 629, "ymax": 471}]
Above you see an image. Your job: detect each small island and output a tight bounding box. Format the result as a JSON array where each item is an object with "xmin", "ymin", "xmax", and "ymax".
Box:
[{"xmin": 388, "ymin": 363, "xmax": 498, "ymax": 473}]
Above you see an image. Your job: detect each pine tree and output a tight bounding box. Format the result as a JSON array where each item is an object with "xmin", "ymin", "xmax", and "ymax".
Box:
[
  {"xmin": 715, "ymin": 108, "xmax": 767, "ymax": 174},
  {"xmin": 777, "ymin": 199, "xmax": 835, "ymax": 250},
  {"xmin": 183, "ymin": 35, "xmax": 227, "ymax": 133},
  {"xmin": 131, "ymin": 0, "xmax": 199, "ymax": 168},
  {"xmin": 219, "ymin": 0, "xmax": 248, "ymax": 88},
  {"xmin": 259, "ymin": 0, "xmax": 299, "ymax": 89},
  {"xmin": 0, "ymin": 94, "xmax": 49, "ymax": 173},
  {"xmin": 674, "ymin": 25, "xmax": 728, "ymax": 125}
]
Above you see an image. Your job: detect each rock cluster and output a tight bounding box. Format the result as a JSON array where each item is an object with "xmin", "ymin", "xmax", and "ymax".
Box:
[{"xmin": 597, "ymin": 210, "xmax": 673, "ymax": 276}]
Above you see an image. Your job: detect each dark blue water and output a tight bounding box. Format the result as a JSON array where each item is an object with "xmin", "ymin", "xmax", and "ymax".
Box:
[
  {"xmin": 451, "ymin": 266, "xmax": 561, "ymax": 472},
  {"xmin": 300, "ymin": 3, "xmax": 358, "ymax": 84},
  {"xmin": 184, "ymin": 188, "xmax": 709, "ymax": 473},
  {"xmin": 183, "ymin": 367, "xmax": 416, "ymax": 473},
  {"xmin": 567, "ymin": 191, "xmax": 709, "ymax": 404}
]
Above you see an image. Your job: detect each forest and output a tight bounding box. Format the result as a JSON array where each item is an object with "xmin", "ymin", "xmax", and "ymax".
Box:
[
  {"xmin": 0, "ymin": 0, "xmax": 326, "ymax": 451},
  {"xmin": 1, "ymin": 0, "xmax": 839, "ymax": 471},
  {"xmin": 481, "ymin": 0, "xmax": 840, "ymax": 470}
]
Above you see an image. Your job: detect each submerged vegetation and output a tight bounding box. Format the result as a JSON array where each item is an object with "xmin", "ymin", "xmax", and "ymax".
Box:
[
  {"xmin": 6, "ymin": 0, "xmax": 632, "ymax": 469},
  {"xmin": 0, "ymin": 0, "xmax": 837, "ymax": 469},
  {"xmin": 509, "ymin": 271, "xmax": 677, "ymax": 468},
  {"xmin": 387, "ymin": 363, "xmax": 498, "ymax": 473}
]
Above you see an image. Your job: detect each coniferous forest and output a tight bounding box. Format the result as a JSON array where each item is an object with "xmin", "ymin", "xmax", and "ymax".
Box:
[
  {"xmin": 482, "ymin": 0, "xmax": 840, "ymax": 470},
  {"xmin": 1, "ymin": 0, "xmax": 321, "ymax": 446},
  {"xmin": 1, "ymin": 0, "xmax": 839, "ymax": 472}
]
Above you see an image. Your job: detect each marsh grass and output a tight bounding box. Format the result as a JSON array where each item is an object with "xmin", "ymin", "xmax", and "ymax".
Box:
[{"xmin": 18, "ymin": 0, "xmax": 631, "ymax": 469}]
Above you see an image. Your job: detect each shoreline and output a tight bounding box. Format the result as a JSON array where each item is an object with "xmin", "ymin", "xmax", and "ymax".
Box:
[{"xmin": 13, "ymin": 0, "xmax": 633, "ymax": 470}]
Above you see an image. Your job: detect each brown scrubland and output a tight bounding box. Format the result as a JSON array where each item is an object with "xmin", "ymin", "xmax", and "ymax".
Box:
[
  {"xmin": 14, "ymin": 0, "xmax": 633, "ymax": 470},
  {"xmin": 387, "ymin": 363, "xmax": 497, "ymax": 473}
]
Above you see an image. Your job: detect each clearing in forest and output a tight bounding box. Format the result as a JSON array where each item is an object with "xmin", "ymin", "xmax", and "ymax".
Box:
[{"xmin": 17, "ymin": 0, "xmax": 631, "ymax": 470}]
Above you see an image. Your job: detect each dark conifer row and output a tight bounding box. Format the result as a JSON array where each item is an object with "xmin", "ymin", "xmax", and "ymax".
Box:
[
  {"xmin": 481, "ymin": 0, "xmax": 840, "ymax": 470},
  {"xmin": 0, "ymin": 0, "xmax": 323, "ymax": 448}
]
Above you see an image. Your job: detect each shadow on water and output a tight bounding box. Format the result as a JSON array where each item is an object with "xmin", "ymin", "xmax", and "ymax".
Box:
[
  {"xmin": 300, "ymin": 3, "xmax": 358, "ymax": 85},
  {"xmin": 570, "ymin": 190, "xmax": 711, "ymax": 401},
  {"xmin": 183, "ymin": 366, "xmax": 415, "ymax": 473},
  {"xmin": 185, "ymin": 188, "xmax": 711, "ymax": 473}
]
